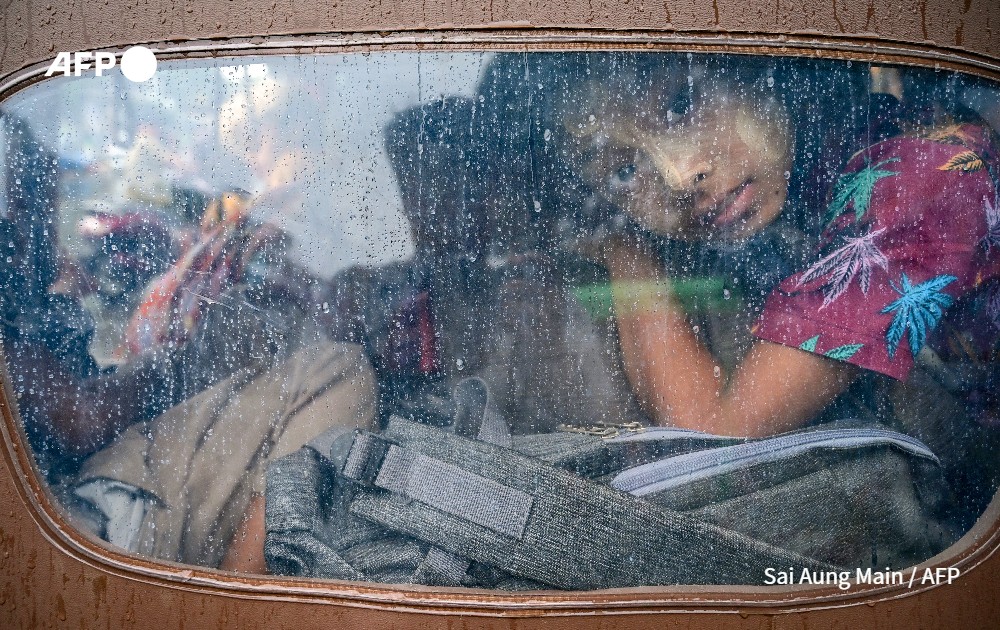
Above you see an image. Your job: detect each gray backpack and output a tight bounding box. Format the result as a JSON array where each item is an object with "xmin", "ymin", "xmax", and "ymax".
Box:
[{"xmin": 264, "ymin": 378, "xmax": 959, "ymax": 589}]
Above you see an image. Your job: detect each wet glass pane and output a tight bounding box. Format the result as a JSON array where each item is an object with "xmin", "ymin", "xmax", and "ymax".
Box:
[{"xmin": 2, "ymin": 51, "xmax": 999, "ymax": 587}]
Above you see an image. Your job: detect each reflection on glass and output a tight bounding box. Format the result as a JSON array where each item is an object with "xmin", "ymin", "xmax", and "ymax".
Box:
[{"xmin": 1, "ymin": 52, "xmax": 999, "ymax": 587}]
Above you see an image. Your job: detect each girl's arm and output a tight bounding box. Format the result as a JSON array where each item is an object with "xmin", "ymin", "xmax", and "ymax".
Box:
[{"xmin": 605, "ymin": 239, "xmax": 859, "ymax": 438}]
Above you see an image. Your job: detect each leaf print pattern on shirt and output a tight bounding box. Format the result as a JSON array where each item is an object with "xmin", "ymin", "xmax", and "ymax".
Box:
[
  {"xmin": 938, "ymin": 150, "xmax": 985, "ymax": 173},
  {"xmin": 798, "ymin": 335, "xmax": 863, "ymax": 361},
  {"xmin": 923, "ymin": 124, "xmax": 977, "ymax": 146},
  {"xmin": 881, "ymin": 273, "xmax": 958, "ymax": 359},
  {"xmin": 982, "ymin": 196, "xmax": 1000, "ymax": 251},
  {"xmin": 823, "ymin": 158, "xmax": 900, "ymax": 226},
  {"xmin": 799, "ymin": 335, "xmax": 820, "ymax": 352},
  {"xmin": 824, "ymin": 344, "xmax": 864, "ymax": 361},
  {"xmin": 796, "ymin": 228, "xmax": 889, "ymax": 308}
]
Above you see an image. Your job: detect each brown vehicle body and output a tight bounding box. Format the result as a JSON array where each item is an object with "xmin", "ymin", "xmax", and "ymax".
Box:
[{"xmin": 1, "ymin": 1, "xmax": 999, "ymax": 628}]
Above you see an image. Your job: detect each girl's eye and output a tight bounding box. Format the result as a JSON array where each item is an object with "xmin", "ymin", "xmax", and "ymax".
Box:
[{"xmin": 610, "ymin": 163, "xmax": 637, "ymax": 187}]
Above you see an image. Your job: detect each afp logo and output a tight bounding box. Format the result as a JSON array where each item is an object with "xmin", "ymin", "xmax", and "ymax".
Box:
[{"xmin": 46, "ymin": 46, "xmax": 157, "ymax": 82}]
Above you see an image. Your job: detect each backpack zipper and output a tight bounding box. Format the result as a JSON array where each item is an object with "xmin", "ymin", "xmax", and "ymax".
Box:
[{"xmin": 611, "ymin": 427, "xmax": 938, "ymax": 496}]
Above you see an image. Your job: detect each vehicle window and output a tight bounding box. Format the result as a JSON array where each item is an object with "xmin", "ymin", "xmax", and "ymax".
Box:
[{"xmin": 2, "ymin": 51, "xmax": 999, "ymax": 588}]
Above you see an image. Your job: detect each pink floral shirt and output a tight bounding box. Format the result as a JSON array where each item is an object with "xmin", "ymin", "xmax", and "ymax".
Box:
[{"xmin": 755, "ymin": 123, "xmax": 1000, "ymax": 380}]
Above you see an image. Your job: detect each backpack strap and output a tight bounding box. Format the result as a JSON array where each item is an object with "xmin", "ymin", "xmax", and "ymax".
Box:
[
  {"xmin": 341, "ymin": 377, "xmax": 516, "ymax": 585},
  {"xmin": 452, "ymin": 377, "xmax": 512, "ymax": 447},
  {"xmin": 343, "ymin": 429, "xmax": 533, "ymax": 539},
  {"xmin": 340, "ymin": 416, "xmax": 837, "ymax": 589}
]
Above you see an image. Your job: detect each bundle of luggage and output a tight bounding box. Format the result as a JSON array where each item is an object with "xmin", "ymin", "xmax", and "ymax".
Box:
[{"xmin": 264, "ymin": 377, "xmax": 960, "ymax": 589}]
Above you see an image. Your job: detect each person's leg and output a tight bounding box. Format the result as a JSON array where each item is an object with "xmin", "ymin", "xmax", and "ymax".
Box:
[{"xmin": 219, "ymin": 494, "xmax": 267, "ymax": 573}]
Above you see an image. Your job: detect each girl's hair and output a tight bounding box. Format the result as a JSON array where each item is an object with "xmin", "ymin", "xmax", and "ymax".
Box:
[{"xmin": 768, "ymin": 56, "xmax": 875, "ymax": 235}]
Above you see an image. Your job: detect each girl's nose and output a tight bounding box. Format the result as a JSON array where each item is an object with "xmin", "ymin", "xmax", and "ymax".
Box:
[{"xmin": 652, "ymin": 152, "xmax": 712, "ymax": 194}]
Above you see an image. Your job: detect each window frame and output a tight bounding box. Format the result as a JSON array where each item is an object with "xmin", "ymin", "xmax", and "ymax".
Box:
[{"xmin": 2, "ymin": 30, "xmax": 1000, "ymax": 617}]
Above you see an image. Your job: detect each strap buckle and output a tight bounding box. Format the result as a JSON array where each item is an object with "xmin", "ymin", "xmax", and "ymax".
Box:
[{"xmin": 341, "ymin": 431, "xmax": 393, "ymax": 485}]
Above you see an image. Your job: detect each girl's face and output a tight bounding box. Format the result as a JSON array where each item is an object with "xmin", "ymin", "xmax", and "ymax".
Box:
[{"xmin": 565, "ymin": 69, "xmax": 793, "ymax": 242}]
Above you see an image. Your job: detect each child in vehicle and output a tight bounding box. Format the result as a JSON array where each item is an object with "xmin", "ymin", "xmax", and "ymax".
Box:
[{"xmin": 560, "ymin": 55, "xmax": 1000, "ymax": 523}]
